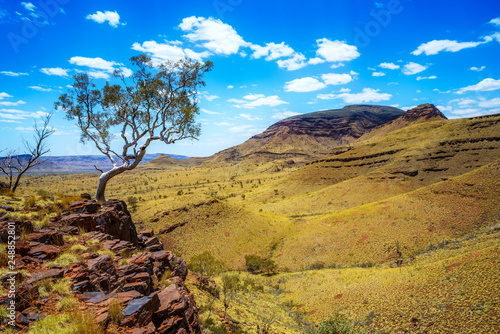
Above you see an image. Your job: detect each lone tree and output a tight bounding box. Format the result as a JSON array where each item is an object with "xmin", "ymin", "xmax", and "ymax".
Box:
[
  {"xmin": 0, "ymin": 114, "xmax": 55, "ymax": 193},
  {"xmin": 55, "ymin": 54, "xmax": 213, "ymax": 202}
]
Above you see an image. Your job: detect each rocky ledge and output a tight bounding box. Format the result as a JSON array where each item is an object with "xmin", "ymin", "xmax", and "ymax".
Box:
[{"xmin": 0, "ymin": 197, "xmax": 200, "ymax": 333}]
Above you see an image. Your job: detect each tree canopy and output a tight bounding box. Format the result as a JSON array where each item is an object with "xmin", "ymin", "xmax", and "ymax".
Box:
[{"xmin": 55, "ymin": 54, "xmax": 213, "ymax": 201}]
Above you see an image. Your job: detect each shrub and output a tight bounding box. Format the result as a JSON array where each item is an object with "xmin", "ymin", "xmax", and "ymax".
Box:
[
  {"xmin": 316, "ymin": 313, "xmax": 357, "ymax": 334},
  {"xmin": 45, "ymin": 253, "xmax": 81, "ymax": 268},
  {"xmin": 244, "ymin": 254, "xmax": 277, "ymax": 274},
  {"xmin": 57, "ymin": 297, "xmax": 79, "ymax": 311},
  {"xmin": 108, "ymin": 298, "xmax": 123, "ymax": 325},
  {"xmin": 24, "ymin": 195, "xmax": 37, "ymax": 209},
  {"xmin": 69, "ymin": 244, "xmax": 87, "ymax": 254}
]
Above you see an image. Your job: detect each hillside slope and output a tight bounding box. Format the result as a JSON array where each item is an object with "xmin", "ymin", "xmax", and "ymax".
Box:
[{"xmin": 207, "ymin": 105, "xmax": 403, "ymax": 164}]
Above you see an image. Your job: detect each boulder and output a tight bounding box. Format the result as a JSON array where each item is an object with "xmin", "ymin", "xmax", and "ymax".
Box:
[
  {"xmin": 59, "ymin": 214, "xmax": 96, "ymax": 232},
  {"xmin": 153, "ymin": 280, "xmax": 201, "ymax": 334},
  {"xmin": 69, "ymin": 200, "xmax": 101, "ymax": 214},
  {"xmin": 121, "ymin": 292, "xmax": 160, "ymax": 327},
  {"xmin": 26, "ymin": 243, "xmax": 60, "ymax": 260},
  {"xmin": 30, "ymin": 230, "xmax": 64, "ymax": 246},
  {"xmin": 94, "ymin": 200, "xmax": 138, "ymax": 246}
]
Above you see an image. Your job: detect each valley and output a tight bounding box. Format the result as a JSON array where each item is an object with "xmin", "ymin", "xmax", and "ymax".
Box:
[{"xmin": 1, "ymin": 104, "xmax": 499, "ymax": 333}]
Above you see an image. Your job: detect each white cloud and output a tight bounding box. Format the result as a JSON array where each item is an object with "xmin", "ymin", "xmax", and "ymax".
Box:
[
  {"xmin": 227, "ymin": 85, "xmax": 234, "ymax": 89},
  {"xmin": 0, "ymin": 93, "xmax": 13, "ymax": 100},
  {"xmin": 379, "ymin": 62, "xmax": 400, "ymax": 70},
  {"xmin": 69, "ymin": 56, "xmax": 120, "ymax": 72},
  {"xmin": 276, "ymin": 53, "xmax": 307, "ymax": 71},
  {"xmin": 317, "ymin": 88, "xmax": 391, "ymax": 104},
  {"xmin": 131, "ymin": 41, "xmax": 210, "ymax": 64},
  {"xmin": 402, "ymin": 62, "xmax": 428, "ymax": 75},
  {"xmin": 229, "ymin": 95, "xmax": 288, "ymax": 109},
  {"xmin": 478, "ymin": 97, "xmax": 500, "ymax": 108},
  {"xmin": 21, "ymin": 2, "xmax": 36, "ymax": 11},
  {"xmin": 29, "ymin": 86, "xmax": 54, "ymax": 92},
  {"xmin": 0, "ymin": 108, "xmax": 47, "ymax": 123},
  {"xmin": 0, "ymin": 100, "xmax": 26, "ymax": 106},
  {"xmin": 201, "ymin": 108, "xmax": 222, "ymax": 115},
  {"xmin": 240, "ymin": 113, "xmax": 262, "ymax": 121},
  {"xmin": 284, "ymin": 77, "xmax": 326, "ymax": 93},
  {"xmin": 308, "ymin": 57, "xmax": 326, "ymax": 65},
  {"xmin": 215, "ymin": 122, "xmax": 233, "ymax": 126},
  {"xmin": 470, "ymin": 66, "xmax": 486, "ymax": 72},
  {"xmin": 412, "ymin": 39, "xmax": 489, "ymax": 56},
  {"xmin": 119, "ymin": 67, "xmax": 133, "ymax": 77},
  {"xmin": 449, "ymin": 108, "xmax": 482, "ymax": 116},
  {"xmin": 0, "ymin": 71, "xmax": 29, "ymax": 77},
  {"xmin": 416, "ymin": 75, "xmax": 437, "ymax": 80},
  {"xmin": 489, "ymin": 17, "xmax": 500, "ymax": 26},
  {"xmin": 40, "ymin": 67, "xmax": 69, "ymax": 76},
  {"xmin": 87, "ymin": 71, "xmax": 110, "ymax": 80},
  {"xmin": 250, "ymin": 42, "xmax": 294, "ymax": 61},
  {"xmin": 243, "ymin": 94, "xmax": 265, "ymax": 101},
  {"xmin": 228, "ymin": 125, "xmax": 257, "ymax": 133},
  {"xmin": 372, "ymin": 72, "xmax": 386, "ymax": 77},
  {"xmin": 350, "ymin": 70, "xmax": 359, "ymax": 76},
  {"xmin": 456, "ymin": 78, "xmax": 500, "ymax": 94},
  {"xmin": 271, "ymin": 111, "xmax": 302, "ymax": 119},
  {"xmin": 315, "ymin": 38, "xmax": 360, "ymax": 63},
  {"xmin": 86, "ymin": 10, "xmax": 124, "ymax": 28},
  {"xmin": 321, "ymin": 73, "xmax": 353, "ymax": 85},
  {"xmin": 179, "ymin": 16, "xmax": 249, "ymax": 55}
]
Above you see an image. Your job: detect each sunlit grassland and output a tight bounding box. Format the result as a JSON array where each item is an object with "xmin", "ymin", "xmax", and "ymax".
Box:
[{"xmin": 276, "ymin": 227, "xmax": 500, "ymax": 333}]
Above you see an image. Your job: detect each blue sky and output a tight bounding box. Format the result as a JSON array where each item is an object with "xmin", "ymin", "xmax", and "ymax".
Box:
[{"xmin": 1, "ymin": 0, "xmax": 499, "ymax": 157}]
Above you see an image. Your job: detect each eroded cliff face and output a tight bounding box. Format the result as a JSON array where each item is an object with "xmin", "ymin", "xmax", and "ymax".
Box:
[
  {"xmin": 210, "ymin": 105, "xmax": 404, "ymax": 163},
  {"xmin": 399, "ymin": 104, "xmax": 447, "ymax": 122}
]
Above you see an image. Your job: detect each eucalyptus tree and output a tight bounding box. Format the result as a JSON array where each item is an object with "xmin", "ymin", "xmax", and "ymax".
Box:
[{"xmin": 55, "ymin": 54, "xmax": 213, "ymax": 201}]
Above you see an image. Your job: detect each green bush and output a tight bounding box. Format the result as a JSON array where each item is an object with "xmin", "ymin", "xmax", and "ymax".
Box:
[
  {"xmin": 316, "ymin": 313, "xmax": 357, "ymax": 334},
  {"xmin": 244, "ymin": 254, "xmax": 277, "ymax": 274}
]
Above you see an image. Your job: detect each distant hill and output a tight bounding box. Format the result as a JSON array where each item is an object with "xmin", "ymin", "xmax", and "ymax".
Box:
[
  {"xmin": 0, "ymin": 153, "xmax": 189, "ymax": 174},
  {"xmin": 207, "ymin": 104, "xmax": 404, "ymax": 164}
]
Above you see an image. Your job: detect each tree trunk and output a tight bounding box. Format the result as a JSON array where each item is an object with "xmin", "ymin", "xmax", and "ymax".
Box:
[{"xmin": 95, "ymin": 167, "xmax": 126, "ymax": 202}]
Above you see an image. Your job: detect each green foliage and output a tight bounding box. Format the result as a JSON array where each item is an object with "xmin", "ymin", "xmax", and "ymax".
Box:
[
  {"xmin": 45, "ymin": 253, "xmax": 81, "ymax": 268},
  {"xmin": 316, "ymin": 313, "xmax": 357, "ymax": 334},
  {"xmin": 221, "ymin": 274, "xmax": 243, "ymax": 319},
  {"xmin": 127, "ymin": 196, "xmax": 138, "ymax": 212},
  {"xmin": 56, "ymin": 297, "xmax": 79, "ymax": 311},
  {"xmin": 244, "ymin": 254, "xmax": 277, "ymax": 274},
  {"xmin": 189, "ymin": 251, "xmax": 224, "ymax": 284}
]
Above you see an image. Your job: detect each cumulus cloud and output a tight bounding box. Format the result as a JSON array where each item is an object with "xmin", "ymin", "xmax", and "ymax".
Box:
[
  {"xmin": 372, "ymin": 72, "xmax": 386, "ymax": 77},
  {"xmin": 0, "ymin": 92, "xmax": 13, "ymax": 100},
  {"xmin": 69, "ymin": 56, "xmax": 120, "ymax": 72},
  {"xmin": 250, "ymin": 42, "xmax": 294, "ymax": 61},
  {"xmin": 0, "ymin": 108, "xmax": 47, "ymax": 123},
  {"xmin": 412, "ymin": 39, "xmax": 489, "ymax": 56},
  {"xmin": 179, "ymin": 16, "xmax": 249, "ymax": 55},
  {"xmin": 40, "ymin": 67, "xmax": 69, "ymax": 76},
  {"xmin": 321, "ymin": 73, "xmax": 353, "ymax": 85},
  {"xmin": 315, "ymin": 38, "xmax": 360, "ymax": 63},
  {"xmin": 276, "ymin": 53, "xmax": 307, "ymax": 71},
  {"xmin": 284, "ymin": 73, "xmax": 353, "ymax": 93},
  {"xmin": 317, "ymin": 88, "xmax": 391, "ymax": 104},
  {"xmin": 228, "ymin": 95, "xmax": 288, "ymax": 109},
  {"xmin": 86, "ymin": 10, "xmax": 124, "ymax": 27},
  {"xmin": 379, "ymin": 62, "xmax": 400, "ymax": 70},
  {"xmin": 0, "ymin": 100, "xmax": 26, "ymax": 106},
  {"xmin": 456, "ymin": 78, "xmax": 500, "ymax": 94},
  {"xmin": 489, "ymin": 17, "xmax": 500, "ymax": 26},
  {"xmin": 284, "ymin": 77, "xmax": 327, "ymax": 93},
  {"xmin": 402, "ymin": 62, "xmax": 428, "ymax": 75},
  {"xmin": 131, "ymin": 40, "xmax": 211, "ymax": 64}
]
